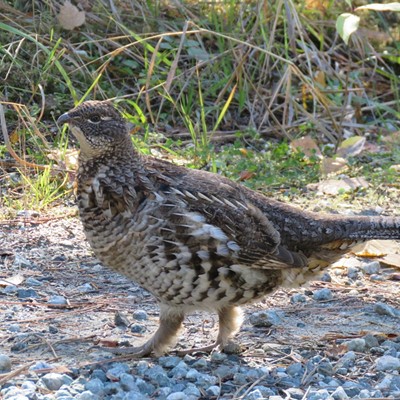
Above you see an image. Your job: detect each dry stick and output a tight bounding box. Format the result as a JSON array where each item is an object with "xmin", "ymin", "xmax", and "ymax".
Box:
[{"xmin": 0, "ymin": 361, "xmax": 37, "ymax": 386}]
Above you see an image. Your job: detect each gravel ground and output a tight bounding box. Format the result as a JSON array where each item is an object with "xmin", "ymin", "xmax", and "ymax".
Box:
[{"xmin": 0, "ymin": 208, "xmax": 400, "ymax": 400}]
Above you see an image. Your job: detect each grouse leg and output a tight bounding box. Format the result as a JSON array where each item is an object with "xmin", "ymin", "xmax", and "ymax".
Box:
[
  {"xmin": 178, "ymin": 306, "xmax": 243, "ymax": 355},
  {"xmin": 99, "ymin": 306, "xmax": 185, "ymax": 357}
]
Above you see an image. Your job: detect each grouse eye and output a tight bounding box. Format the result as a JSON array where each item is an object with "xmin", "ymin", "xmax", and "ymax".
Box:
[{"xmin": 88, "ymin": 114, "xmax": 101, "ymax": 123}]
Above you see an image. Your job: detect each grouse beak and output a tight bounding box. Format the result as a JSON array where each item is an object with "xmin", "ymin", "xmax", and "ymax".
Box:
[{"xmin": 57, "ymin": 112, "xmax": 72, "ymax": 125}]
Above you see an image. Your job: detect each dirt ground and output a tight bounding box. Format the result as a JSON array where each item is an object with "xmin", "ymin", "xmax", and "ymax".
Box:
[{"xmin": 0, "ymin": 205, "xmax": 399, "ymax": 382}]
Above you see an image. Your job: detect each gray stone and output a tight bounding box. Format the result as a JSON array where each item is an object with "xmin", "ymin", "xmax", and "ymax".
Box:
[
  {"xmin": 119, "ymin": 373, "xmax": 137, "ymax": 392},
  {"xmin": 158, "ymin": 356, "xmax": 181, "ymax": 369},
  {"xmin": 78, "ymin": 283, "xmax": 94, "ymax": 293},
  {"xmin": 206, "ymin": 385, "xmax": 220, "ymax": 396},
  {"xmin": 360, "ymin": 261, "xmax": 380, "ymax": 275},
  {"xmin": 344, "ymin": 338, "xmax": 366, "ymax": 352},
  {"xmin": 107, "ymin": 363, "xmax": 130, "ymax": 379},
  {"xmin": 3, "ymin": 285, "xmax": 18, "ymax": 294},
  {"xmin": 29, "ymin": 361, "xmax": 53, "ymax": 371},
  {"xmin": 192, "ymin": 357, "xmax": 208, "ymax": 369},
  {"xmin": 313, "ymin": 288, "xmax": 333, "ymax": 301},
  {"xmin": 347, "ymin": 266, "xmax": 359, "ymax": 279},
  {"xmin": 48, "ymin": 295, "xmax": 67, "ymax": 305},
  {"xmin": 183, "ymin": 383, "xmax": 200, "ymax": 397},
  {"xmin": 132, "ymin": 310, "xmax": 148, "ymax": 321},
  {"xmin": 375, "ymin": 302, "xmax": 400, "ymax": 318},
  {"xmin": 75, "ymin": 391, "xmax": 99, "ymax": 400},
  {"xmin": 210, "ymin": 352, "xmax": 227, "ymax": 362},
  {"xmin": 286, "ymin": 362, "xmax": 304, "ymax": 377},
  {"xmin": 320, "ymin": 272, "xmax": 332, "ymax": 282},
  {"xmin": 246, "ymin": 389, "xmax": 263, "ymax": 400},
  {"xmin": 290, "ymin": 293, "xmax": 307, "ymax": 303},
  {"xmin": 358, "ymin": 389, "xmax": 371, "ymax": 398},
  {"xmin": 375, "ymin": 355, "xmax": 400, "ymax": 371},
  {"xmin": 41, "ymin": 373, "xmax": 72, "ymax": 391},
  {"xmin": 90, "ymin": 369, "xmax": 107, "ymax": 382},
  {"xmin": 17, "ymin": 288, "xmax": 39, "ymax": 299},
  {"xmin": 363, "ymin": 334, "xmax": 379, "ymax": 349},
  {"xmin": 13, "ymin": 254, "xmax": 32, "ymax": 268},
  {"xmin": 249, "ymin": 310, "xmax": 282, "ymax": 327},
  {"xmin": 25, "ymin": 277, "xmax": 42, "ymax": 286},
  {"xmin": 375, "ymin": 374, "xmax": 393, "ymax": 390},
  {"xmin": 0, "ymin": 354, "xmax": 12, "ymax": 373},
  {"xmin": 317, "ymin": 360, "xmax": 333, "ymax": 376},
  {"xmin": 166, "ymin": 393, "xmax": 186, "ymax": 400},
  {"xmin": 123, "ymin": 392, "xmax": 149, "ymax": 400},
  {"xmin": 335, "ymin": 351, "xmax": 356, "ymax": 370},
  {"xmin": 84, "ymin": 378, "xmax": 104, "ymax": 394},
  {"xmin": 331, "ymin": 386, "xmax": 349, "ymax": 399},
  {"xmin": 285, "ymin": 387, "xmax": 304, "ymax": 399}
]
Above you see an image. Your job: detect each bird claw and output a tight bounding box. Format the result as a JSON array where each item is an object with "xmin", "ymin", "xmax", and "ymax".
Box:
[{"xmin": 93, "ymin": 343, "xmax": 153, "ymax": 358}]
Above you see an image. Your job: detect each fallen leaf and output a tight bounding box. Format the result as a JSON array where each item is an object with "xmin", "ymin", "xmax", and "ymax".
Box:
[
  {"xmin": 57, "ymin": 1, "xmax": 85, "ymax": 30},
  {"xmin": 315, "ymin": 177, "xmax": 368, "ymax": 195},
  {"xmin": 320, "ymin": 157, "xmax": 347, "ymax": 175},
  {"xmin": 380, "ymin": 254, "xmax": 400, "ymax": 269},
  {"xmin": 238, "ymin": 171, "xmax": 255, "ymax": 181},
  {"xmin": 290, "ymin": 135, "xmax": 322, "ymax": 158},
  {"xmin": 0, "ymin": 274, "xmax": 24, "ymax": 287},
  {"xmin": 352, "ymin": 240, "xmax": 400, "ymax": 258},
  {"xmin": 355, "ymin": 3, "xmax": 400, "ymax": 12}
]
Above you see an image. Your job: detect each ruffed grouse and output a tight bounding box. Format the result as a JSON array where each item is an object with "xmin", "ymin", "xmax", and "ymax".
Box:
[{"xmin": 57, "ymin": 101, "xmax": 400, "ymax": 357}]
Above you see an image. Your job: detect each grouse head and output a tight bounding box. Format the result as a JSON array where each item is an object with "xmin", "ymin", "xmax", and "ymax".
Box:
[{"xmin": 57, "ymin": 100, "xmax": 129, "ymax": 158}]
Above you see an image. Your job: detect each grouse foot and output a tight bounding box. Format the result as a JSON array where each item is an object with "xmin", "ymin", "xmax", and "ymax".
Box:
[{"xmin": 98, "ymin": 306, "xmax": 243, "ymax": 357}]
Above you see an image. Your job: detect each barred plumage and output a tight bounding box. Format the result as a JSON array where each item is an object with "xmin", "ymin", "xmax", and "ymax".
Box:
[{"xmin": 57, "ymin": 100, "xmax": 400, "ymax": 356}]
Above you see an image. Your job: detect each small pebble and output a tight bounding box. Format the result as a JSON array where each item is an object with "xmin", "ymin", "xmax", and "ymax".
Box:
[
  {"xmin": 206, "ymin": 385, "xmax": 220, "ymax": 396},
  {"xmin": 130, "ymin": 324, "xmax": 146, "ymax": 333},
  {"xmin": 48, "ymin": 295, "xmax": 67, "ymax": 305},
  {"xmin": 347, "ymin": 266, "xmax": 359, "ymax": 280},
  {"xmin": 7, "ymin": 324, "xmax": 21, "ymax": 333},
  {"xmin": 313, "ymin": 288, "xmax": 333, "ymax": 301},
  {"xmin": 48, "ymin": 325, "xmax": 59, "ymax": 334},
  {"xmin": 363, "ymin": 334, "xmax": 379, "ymax": 349},
  {"xmin": 360, "ymin": 261, "xmax": 380, "ymax": 275},
  {"xmin": 13, "ymin": 254, "xmax": 32, "ymax": 268},
  {"xmin": 0, "ymin": 354, "xmax": 12, "ymax": 373},
  {"xmin": 249, "ymin": 310, "xmax": 282, "ymax": 327},
  {"xmin": 375, "ymin": 355, "xmax": 400, "ymax": 371},
  {"xmin": 40, "ymin": 373, "xmax": 73, "ymax": 391},
  {"xmin": 17, "ymin": 288, "xmax": 39, "ymax": 299},
  {"xmin": 25, "ymin": 277, "xmax": 42, "ymax": 286},
  {"xmin": 320, "ymin": 272, "xmax": 332, "ymax": 282},
  {"xmin": 246, "ymin": 389, "xmax": 263, "ymax": 399},
  {"xmin": 76, "ymin": 283, "xmax": 94, "ymax": 293},
  {"xmin": 375, "ymin": 302, "xmax": 399, "ymax": 318},
  {"xmin": 290, "ymin": 293, "xmax": 307, "ymax": 303},
  {"xmin": 335, "ymin": 351, "xmax": 356, "ymax": 370},
  {"xmin": 331, "ymin": 386, "xmax": 349, "ymax": 400},
  {"xmin": 344, "ymin": 338, "xmax": 366, "ymax": 352},
  {"xmin": 166, "ymin": 392, "xmax": 186, "ymax": 400},
  {"xmin": 132, "ymin": 310, "xmax": 148, "ymax": 321},
  {"xmin": 114, "ymin": 312, "xmax": 130, "ymax": 327}
]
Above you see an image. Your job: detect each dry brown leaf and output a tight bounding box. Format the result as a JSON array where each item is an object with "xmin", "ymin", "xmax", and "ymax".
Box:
[
  {"xmin": 315, "ymin": 177, "xmax": 369, "ymax": 195},
  {"xmin": 57, "ymin": 1, "xmax": 85, "ymax": 30},
  {"xmin": 352, "ymin": 240, "xmax": 400, "ymax": 258},
  {"xmin": 380, "ymin": 254, "xmax": 400, "ymax": 269},
  {"xmin": 290, "ymin": 135, "xmax": 322, "ymax": 158},
  {"xmin": 320, "ymin": 157, "xmax": 347, "ymax": 175},
  {"xmin": 0, "ymin": 274, "xmax": 24, "ymax": 287},
  {"xmin": 238, "ymin": 171, "xmax": 255, "ymax": 181}
]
